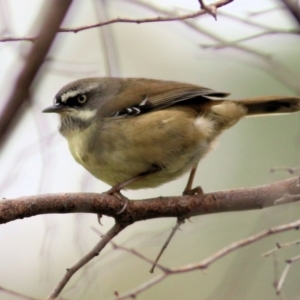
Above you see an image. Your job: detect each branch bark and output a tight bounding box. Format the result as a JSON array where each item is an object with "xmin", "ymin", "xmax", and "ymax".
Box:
[{"xmin": 1, "ymin": 176, "xmax": 299, "ymax": 225}]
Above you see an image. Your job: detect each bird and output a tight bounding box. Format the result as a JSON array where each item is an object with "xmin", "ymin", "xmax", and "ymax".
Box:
[{"xmin": 43, "ymin": 77, "xmax": 300, "ymax": 195}]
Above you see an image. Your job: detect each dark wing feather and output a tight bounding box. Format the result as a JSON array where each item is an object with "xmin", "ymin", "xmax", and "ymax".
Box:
[
  {"xmin": 101, "ymin": 78, "xmax": 229, "ymax": 118},
  {"xmin": 149, "ymin": 88, "xmax": 228, "ymax": 108}
]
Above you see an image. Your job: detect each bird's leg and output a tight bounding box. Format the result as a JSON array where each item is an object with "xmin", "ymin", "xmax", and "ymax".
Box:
[
  {"xmin": 105, "ymin": 164, "xmax": 162, "ymax": 215},
  {"xmin": 182, "ymin": 164, "xmax": 203, "ymax": 195}
]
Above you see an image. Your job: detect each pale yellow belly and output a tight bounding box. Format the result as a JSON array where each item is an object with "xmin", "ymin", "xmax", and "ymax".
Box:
[
  {"xmin": 66, "ymin": 110, "xmax": 216, "ymax": 189},
  {"xmin": 65, "ymin": 103, "xmax": 244, "ymax": 189}
]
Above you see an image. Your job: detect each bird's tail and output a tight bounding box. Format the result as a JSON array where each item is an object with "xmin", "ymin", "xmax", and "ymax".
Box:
[{"xmin": 235, "ymin": 96, "xmax": 300, "ymax": 116}]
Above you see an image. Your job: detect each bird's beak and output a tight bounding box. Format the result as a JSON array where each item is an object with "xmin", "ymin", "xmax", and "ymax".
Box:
[{"xmin": 42, "ymin": 104, "xmax": 66, "ymax": 113}]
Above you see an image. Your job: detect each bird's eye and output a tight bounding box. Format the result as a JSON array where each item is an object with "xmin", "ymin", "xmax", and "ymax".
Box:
[{"xmin": 77, "ymin": 94, "xmax": 87, "ymax": 104}]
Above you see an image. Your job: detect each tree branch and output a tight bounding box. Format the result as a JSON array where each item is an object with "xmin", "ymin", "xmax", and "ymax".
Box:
[
  {"xmin": 281, "ymin": 0, "xmax": 300, "ymax": 26},
  {"xmin": 1, "ymin": 176, "xmax": 299, "ymax": 224},
  {"xmin": 1, "ymin": 173, "xmax": 298, "ymax": 299},
  {"xmin": 0, "ymin": 0, "xmax": 233, "ymax": 42},
  {"xmin": 47, "ymin": 222, "xmax": 126, "ymax": 299},
  {"xmin": 0, "ymin": 0, "xmax": 72, "ymax": 151},
  {"xmin": 116, "ymin": 217, "xmax": 300, "ymax": 299}
]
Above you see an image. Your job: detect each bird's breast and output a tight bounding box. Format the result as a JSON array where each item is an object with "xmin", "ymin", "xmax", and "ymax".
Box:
[{"xmin": 66, "ymin": 128, "xmax": 92, "ymax": 166}]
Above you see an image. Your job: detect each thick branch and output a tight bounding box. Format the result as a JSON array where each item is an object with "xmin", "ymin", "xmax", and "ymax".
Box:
[{"xmin": 1, "ymin": 177, "xmax": 299, "ymax": 224}]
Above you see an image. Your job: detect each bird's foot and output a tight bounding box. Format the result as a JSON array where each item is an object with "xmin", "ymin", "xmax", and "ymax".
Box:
[
  {"xmin": 97, "ymin": 189, "xmax": 129, "ymax": 224},
  {"xmin": 182, "ymin": 186, "xmax": 204, "ymax": 196},
  {"xmin": 106, "ymin": 187, "xmax": 129, "ymax": 214}
]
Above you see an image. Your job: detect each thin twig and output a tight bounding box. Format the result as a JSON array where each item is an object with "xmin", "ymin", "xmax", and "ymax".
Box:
[
  {"xmin": 276, "ymin": 254, "xmax": 300, "ymax": 294},
  {"xmin": 116, "ymin": 218, "xmax": 300, "ymax": 299},
  {"xmin": 47, "ymin": 222, "xmax": 126, "ymax": 299},
  {"xmin": 198, "ymin": 0, "xmax": 218, "ymax": 19},
  {"xmin": 0, "ymin": 0, "xmax": 233, "ymax": 43},
  {"xmin": 0, "ymin": 286, "xmax": 37, "ymax": 300},
  {"xmin": 128, "ymin": 0, "xmax": 300, "ymax": 94},
  {"xmin": 150, "ymin": 218, "xmax": 185, "ymax": 273},
  {"xmin": 276, "ymin": 264, "xmax": 291, "ymax": 294},
  {"xmin": 91, "ymin": 226, "xmax": 169, "ymax": 272},
  {"xmin": 60, "ymin": 0, "xmax": 232, "ymax": 32},
  {"xmin": 271, "ymin": 166, "xmax": 300, "ymax": 174},
  {"xmin": 0, "ymin": 36, "xmax": 37, "ymax": 42}
]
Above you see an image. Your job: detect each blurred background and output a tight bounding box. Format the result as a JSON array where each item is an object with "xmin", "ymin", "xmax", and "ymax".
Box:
[{"xmin": 0, "ymin": 0, "xmax": 300, "ymax": 299}]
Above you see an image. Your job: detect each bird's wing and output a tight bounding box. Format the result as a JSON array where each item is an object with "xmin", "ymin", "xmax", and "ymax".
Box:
[{"xmin": 102, "ymin": 78, "xmax": 229, "ymax": 118}]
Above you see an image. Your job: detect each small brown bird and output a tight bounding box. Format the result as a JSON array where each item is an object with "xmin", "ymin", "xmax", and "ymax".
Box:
[{"xmin": 43, "ymin": 78, "xmax": 300, "ymax": 194}]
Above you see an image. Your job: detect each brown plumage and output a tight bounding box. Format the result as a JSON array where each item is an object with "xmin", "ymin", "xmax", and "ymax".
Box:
[{"xmin": 43, "ymin": 78, "xmax": 300, "ymax": 192}]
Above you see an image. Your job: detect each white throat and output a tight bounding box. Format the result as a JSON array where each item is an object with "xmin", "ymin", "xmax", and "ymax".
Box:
[{"xmin": 73, "ymin": 109, "xmax": 97, "ymax": 121}]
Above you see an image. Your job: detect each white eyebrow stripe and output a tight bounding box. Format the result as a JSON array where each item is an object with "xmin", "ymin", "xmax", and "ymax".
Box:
[{"xmin": 60, "ymin": 90, "xmax": 80, "ymax": 103}]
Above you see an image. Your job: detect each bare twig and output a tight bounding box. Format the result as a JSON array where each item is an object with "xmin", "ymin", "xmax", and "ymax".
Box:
[
  {"xmin": 128, "ymin": 0, "xmax": 300, "ymax": 94},
  {"xmin": 0, "ymin": 0, "xmax": 233, "ymax": 43},
  {"xmin": 0, "ymin": 0, "xmax": 72, "ymax": 151},
  {"xmin": 276, "ymin": 254, "xmax": 300, "ymax": 294},
  {"xmin": 91, "ymin": 226, "xmax": 168, "ymax": 272},
  {"xmin": 286, "ymin": 254, "xmax": 300, "ymax": 264},
  {"xmin": 262, "ymin": 237, "xmax": 300, "ymax": 294},
  {"xmin": 270, "ymin": 253, "xmax": 281, "ymax": 290},
  {"xmin": 0, "ymin": 285, "xmax": 37, "ymax": 300},
  {"xmin": 271, "ymin": 166, "xmax": 300, "ymax": 174},
  {"xmin": 280, "ymin": 238, "xmax": 300, "ymax": 248},
  {"xmin": 261, "ymin": 240, "xmax": 300, "ymax": 257},
  {"xmin": 0, "ymin": 36, "xmax": 37, "ymax": 42},
  {"xmin": 116, "ymin": 218, "xmax": 300, "ymax": 299},
  {"xmin": 275, "ymin": 193, "xmax": 300, "ymax": 205},
  {"xmin": 276, "ymin": 264, "xmax": 291, "ymax": 294},
  {"xmin": 150, "ymin": 218, "xmax": 185, "ymax": 273},
  {"xmin": 198, "ymin": 0, "xmax": 218, "ymax": 19},
  {"xmin": 47, "ymin": 222, "xmax": 126, "ymax": 299},
  {"xmin": 219, "ymin": 10, "xmax": 289, "ymax": 31},
  {"xmin": 248, "ymin": 5, "xmax": 285, "ymax": 16},
  {"xmin": 60, "ymin": 0, "xmax": 232, "ymax": 32}
]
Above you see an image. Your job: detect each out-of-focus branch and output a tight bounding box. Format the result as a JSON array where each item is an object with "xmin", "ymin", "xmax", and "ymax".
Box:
[
  {"xmin": 0, "ymin": 285, "xmax": 37, "ymax": 300},
  {"xmin": 115, "ymin": 217, "xmax": 300, "ymax": 300},
  {"xmin": 50, "ymin": 0, "xmax": 232, "ymax": 32},
  {"xmin": 0, "ymin": 176, "xmax": 299, "ymax": 224},
  {"xmin": 47, "ymin": 223, "xmax": 126, "ymax": 300},
  {"xmin": 129, "ymin": 0, "xmax": 300, "ymax": 93},
  {"xmin": 198, "ymin": 0, "xmax": 218, "ymax": 19},
  {"xmin": 91, "ymin": 216, "xmax": 300, "ymax": 300},
  {"xmin": 0, "ymin": 0, "xmax": 72, "ymax": 151},
  {"xmin": 0, "ymin": 37, "xmax": 37, "ymax": 42},
  {"xmin": 0, "ymin": 0, "xmax": 233, "ymax": 43},
  {"xmin": 281, "ymin": 0, "xmax": 300, "ymax": 26}
]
